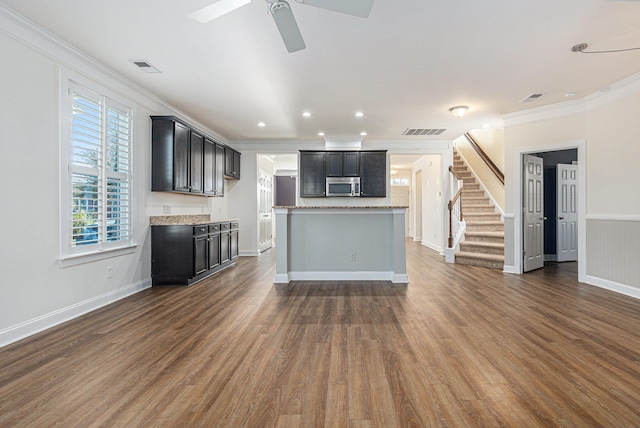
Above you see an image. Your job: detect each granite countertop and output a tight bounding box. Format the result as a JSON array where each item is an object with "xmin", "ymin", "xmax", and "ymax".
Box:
[
  {"xmin": 273, "ymin": 206, "xmax": 408, "ymax": 209},
  {"xmin": 150, "ymin": 215, "xmax": 239, "ymax": 226}
]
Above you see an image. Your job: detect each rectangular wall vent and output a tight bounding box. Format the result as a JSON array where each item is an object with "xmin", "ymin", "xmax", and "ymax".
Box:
[
  {"xmin": 520, "ymin": 93, "xmax": 543, "ymax": 103},
  {"xmin": 402, "ymin": 128, "xmax": 446, "ymax": 136}
]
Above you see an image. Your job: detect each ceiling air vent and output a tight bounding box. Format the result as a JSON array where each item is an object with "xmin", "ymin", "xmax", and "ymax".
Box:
[
  {"xmin": 520, "ymin": 93, "xmax": 543, "ymax": 103},
  {"xmin": 402, "ymin": 128, "xmax": 446, "ymax": 136},
  {"xmin": 130, "ymin": 60, "xmax": 162, "ymax": 74}
]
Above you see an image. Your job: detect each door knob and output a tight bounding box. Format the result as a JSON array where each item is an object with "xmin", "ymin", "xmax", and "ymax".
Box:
[
  {"xmin": 539, "ymin": 217, "xmax": 547, "ymax": 220},
  {"xmin": 558, "ymin": 216, "xmax": 564, "ymax": 220}
]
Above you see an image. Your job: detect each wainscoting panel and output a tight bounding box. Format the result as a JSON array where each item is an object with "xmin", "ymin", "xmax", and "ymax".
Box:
[{"xmin": 587, "ymin": 218, "xmax": 640, "ymax": 289}]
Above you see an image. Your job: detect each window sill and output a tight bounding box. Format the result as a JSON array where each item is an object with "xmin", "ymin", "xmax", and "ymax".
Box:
[{"xmin": 59, "ymin": 244, "xmax": 138, "ymax": 268}]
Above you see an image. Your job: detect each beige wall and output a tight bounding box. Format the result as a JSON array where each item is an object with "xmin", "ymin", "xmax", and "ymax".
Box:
[
  {"xmin": 454, "ymin": 129, "xmax": 505, "ymax": 212},
  {"xmin": 586, "ymin": 92, "xmax": 640, "ymax": 215},
  {"xmin": 503, "ymin": 83, "xmax": 640, "ymax": 294}
]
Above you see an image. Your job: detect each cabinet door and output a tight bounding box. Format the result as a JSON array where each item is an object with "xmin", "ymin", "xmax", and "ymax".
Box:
[
  {"xmin": 173, "ymin": 122, "xmax": 190, "ymax": 192},
  {"xmin": 194, "ymin": 236, "xmax": 208, "ymax": 275},
  {"xmin": 190, "ymin": 132, "xmax": 204, "ymax": 194},
  {"xmin": 326, "ymin": 152, "xmax": 343, "ymax": 177},
  {"xmin": 220, "ymin": 232, "xmax": 230, "ymax": 264},
  {"xmin": 233, "ymin": 151, "xmax": 241, "ymax": 179},
  {"xmin": 360, "ymin": 151, "xmax": 387, "ymax": 197},
  {"xmin": 343, "ymin": 152, "xmax": 360, "ymax": 177},
  {"xmin": 230, "ymin": 230, "xmax": 238, "ymax": 260},
  {"xmin": 300, "ymin": 151, "xmax": 326, "ymax": 197},
  {"xmin": 215, "ymin": 143, "xmax": 225, "ymax": 196},
  {"xmin": 203, "ymin": 138, "xmax": 216, "ymax": 196},
  {"xmin": 208, "ymin": 233, "xmax": 220, "ymax": 269}
]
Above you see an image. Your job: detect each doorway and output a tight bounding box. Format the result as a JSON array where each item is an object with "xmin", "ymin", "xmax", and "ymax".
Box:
[
  {"xmin": 415, "ymin": 170, "xmax": 423, "ymax": 241},
  {"xmin": 521, "ymin": 148, "xmax": 579, "ymax": 274}
]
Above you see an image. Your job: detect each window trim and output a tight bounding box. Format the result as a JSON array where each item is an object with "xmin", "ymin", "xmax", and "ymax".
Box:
[{"xmin": 59, "ymin": 70, "xmax": 136, "ymax": 264}]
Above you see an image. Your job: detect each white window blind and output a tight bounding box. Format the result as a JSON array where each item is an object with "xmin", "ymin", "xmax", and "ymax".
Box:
[{"xmin": 68, "ymin": 84, "xmax": 132, "ymax": 252}]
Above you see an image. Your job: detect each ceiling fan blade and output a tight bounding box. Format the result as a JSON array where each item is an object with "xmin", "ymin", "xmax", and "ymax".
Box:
[
  {"xmin": 296, "ymin": 0, "xmax": 374, "ymax": 18},
  {"xmin": 270, "ymin": 2, "xmax": 306, "ymax": 53},
  {"xmin": 189, "ymin": 0, "xmax": 252, "ymax": 23}
]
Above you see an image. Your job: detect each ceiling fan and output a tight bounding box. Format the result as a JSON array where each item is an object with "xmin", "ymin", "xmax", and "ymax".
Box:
[{"xmin": 189, "ymin": 0, "xmax": 375, "ymax": 53}]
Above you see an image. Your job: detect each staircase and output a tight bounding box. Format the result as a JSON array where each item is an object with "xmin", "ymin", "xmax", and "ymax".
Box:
[{"xmin": 453, "ymin": 150, "xmax": 504, "ymax": 269}]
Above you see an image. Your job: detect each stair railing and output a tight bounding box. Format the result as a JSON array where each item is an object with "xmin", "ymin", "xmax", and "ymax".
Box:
[
  {"xmin": 447, "ymin": 165, "xmax": 464, "ymax": 248},
  {"xmin": 464, "ymin": 132, "xmax": 504, "ymax": 185}
]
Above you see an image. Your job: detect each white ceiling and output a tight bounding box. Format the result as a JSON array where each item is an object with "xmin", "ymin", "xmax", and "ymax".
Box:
[{"xmin": 4, "ymin": 0, "xmax": 640, "ymax": 143}]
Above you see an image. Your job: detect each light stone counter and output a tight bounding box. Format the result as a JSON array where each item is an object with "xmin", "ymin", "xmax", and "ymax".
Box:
[
  {"xmin": 273, "ymin": 206, "xmax": 408, "ymax": 284},
  {"xmin": 149, "ymin": 215, "xmax": 239, "ymax": 225}
]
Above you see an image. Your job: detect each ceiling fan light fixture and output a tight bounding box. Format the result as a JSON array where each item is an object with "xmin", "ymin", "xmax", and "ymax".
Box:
[{"xmin": 449, "ymin": 105, "xmax": 469, "ymax": 118}]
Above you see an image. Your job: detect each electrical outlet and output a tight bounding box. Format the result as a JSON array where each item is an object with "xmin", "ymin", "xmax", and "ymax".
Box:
[
  {"xmin": 350, "ymin": 252, "xmax": 356, "ymax": 261},
  {"xmin": 163, "ymin": 205, "xmax": 171, "ymax": 214},
  {"xmin": 107, "ymin": 266, "xmax": 113, "ymax": 279}
]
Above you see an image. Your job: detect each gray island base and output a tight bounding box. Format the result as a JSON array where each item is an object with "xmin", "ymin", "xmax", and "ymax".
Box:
[{"xmin": 273, "ymin": 206, "xmax": 408, "ymax": 284}]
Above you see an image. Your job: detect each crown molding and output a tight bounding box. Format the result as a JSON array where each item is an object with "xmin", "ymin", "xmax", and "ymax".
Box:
[
  {"xmin": 503, "ymin": 72, "xmax": 640, "ymax": 128},
  {"xmin": 0, "ymin": 3, "xmax": 229, "ymax": 144}
]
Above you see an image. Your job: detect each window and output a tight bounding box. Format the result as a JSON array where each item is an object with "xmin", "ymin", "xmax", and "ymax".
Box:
[{"xmin": 62, "ymin": 81, "xmax": 133, "ymax": 259}]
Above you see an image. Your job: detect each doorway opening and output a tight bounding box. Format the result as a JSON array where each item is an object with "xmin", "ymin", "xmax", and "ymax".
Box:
[{"xmin": 521, "ymin": 148, "xmax": 580, "ymax": 278}]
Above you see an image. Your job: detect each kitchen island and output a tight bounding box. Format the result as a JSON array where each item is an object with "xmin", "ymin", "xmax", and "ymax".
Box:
[{"xmin": 273, "ymin": 206, "xmax": 408, "ymax": 284}]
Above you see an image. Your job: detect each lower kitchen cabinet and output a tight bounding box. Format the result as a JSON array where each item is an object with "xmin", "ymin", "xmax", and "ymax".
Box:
[{"xmin": 151, "ymin": 221, "xmax": 239, "ymax": 286}]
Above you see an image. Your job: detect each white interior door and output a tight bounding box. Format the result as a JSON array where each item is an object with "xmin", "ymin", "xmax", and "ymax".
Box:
[
  {"xmin": 258, "ymin": 170, "xmax": 273, "ymax": 253},
  {"xmin": 523, "ymin": 154, "xmax": 545, "ymax": 272},
  {"xmin": 556, "ymin": 164, "xmax": 578, "ymax": 262}
]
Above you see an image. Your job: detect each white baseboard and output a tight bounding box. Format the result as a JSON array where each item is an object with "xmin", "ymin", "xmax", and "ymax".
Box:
[
  {"xmin": 503, "ymin": 265, "xmax": 517, "ymax": 274},
  {"xmin": 0, "ymin": 278, "xmax": 152, "ymax": 348},
  {"xmin": 280, "ymin": 271, "xmax": 400, "ymax": 283},
  {"xmin": 239, "ymin": 250, "xmax": 260, "ymax": 257},
  {"xmin": 421, "ymin": 241, "xmax": 443, "ymax": 253},
  {"xmin": 585, "ymin": 275, "xmax": 640, "ymax": 300}
]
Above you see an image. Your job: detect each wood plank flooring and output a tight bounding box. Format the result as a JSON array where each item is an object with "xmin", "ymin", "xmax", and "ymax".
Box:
[{"xmin": 1, "ymin": 240, "xmax": 640, "ymax": 427}]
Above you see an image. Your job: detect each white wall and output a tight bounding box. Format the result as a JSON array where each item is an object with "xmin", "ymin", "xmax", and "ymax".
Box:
[
  {"xmin": 503, "ymin": 74, "xmax": 640, "ymax": 296},
  {"xmin": 0, "ymin": 12, "xmax": 235, "ymax": 346},
  {"xmin": 413, "ymin": 155, "xmax": 444, "ymax": 252}
]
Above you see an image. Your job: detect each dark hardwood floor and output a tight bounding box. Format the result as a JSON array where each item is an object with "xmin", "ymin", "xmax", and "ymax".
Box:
[{"xmin": 1, "ymin": 240, "xmax": 640, "ymax": 427}]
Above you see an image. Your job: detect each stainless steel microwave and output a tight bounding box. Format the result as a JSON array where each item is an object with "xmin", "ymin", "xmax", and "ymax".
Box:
[{"xmin": 326, "ymin": 176, "xmax": 360, "ymax": 197}]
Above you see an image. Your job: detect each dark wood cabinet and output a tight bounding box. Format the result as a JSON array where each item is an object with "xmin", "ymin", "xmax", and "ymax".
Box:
[
  {"xmin": 300, "ymin": 151, "xmax": 326, "ymax": 197},
  {"xmin": 204, "ymin": 139, "xmax": 225, "ymax": 196},
  {"xmin": 326, "ymin": 151, "xmax": 360, "ymax": 177},
  {"xmin": 299, "ymin": 150, "xmax": 386, "ymax": 198},
  {"xmin": 151, "ymin": 221, "xmax": 239, "ymax": 286},
  {"xmin": 152, "ymin": 116, "xmax": 238, "ymax": 196},
  {"xmin": 360, "ymin": 151, "xmax": 387, "ymax": 197},
  {"xmin": 189, "ymin": 131, "xmax": 204, "ymax": 194},
  {"xmin": 225, "ymin": 147, "xmax": 241, "ymax": 179}
]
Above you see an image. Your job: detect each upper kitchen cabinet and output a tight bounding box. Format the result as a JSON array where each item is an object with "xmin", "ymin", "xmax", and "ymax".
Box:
[
  {"xmin": 203, "ymin": 138, "xmax": 224, "ymax": 196},
  {"xmin": 152, "ymin": 116, "xmax": 237, "ymax": 196},
  {"xmin": 152, "ymin": 116, "xmax": 201, "ymax": 194},
  {"xmin": 300, "ymin": 151, "xmax": 326, "ymax": 197},
  {"xmin": 224, "ymin": 147, "xmax": 241, "ymax": 179},
  {"xmin": 359, "ymin": 151, "xmax": 387, "ymax": 197},
  {"xmin": 326, "ymin": 151, "xmax": 360, "ymax": 177}
]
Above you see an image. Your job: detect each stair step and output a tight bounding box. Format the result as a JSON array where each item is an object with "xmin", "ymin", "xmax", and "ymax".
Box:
[
  {"xmin": 455, "ymin": 251, "xmax": 504, "ymax": 269},
  {"xmin": 466, "ymin": 221, "xmax": 504, "ymax": 232},
  {"xmin": 463, "ymin": 213, "xmax": 501, "ymax": 221},
  {"xmin": 463, "ymin": 183, "xmax": 480, "ymax": 190},
  {"xmin": 462, "ymin": 189, "xmax": 485, "ymax": 197},
  {"xmin": 463, "ymin": 205, "xmax": 496, "ymax": 213},
  {"xmin": 461, "ymin": 197, "xmax": 489, "ymax": 205},
  {"xmin": 464, "ymin": 231, "xmax": 504, "ymax": 244},
  {"xmin": 460, "ymin": 241, "xmax": 504, "ymax": 255}
]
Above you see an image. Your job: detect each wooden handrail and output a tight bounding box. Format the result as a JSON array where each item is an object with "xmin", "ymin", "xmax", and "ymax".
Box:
[
  {"xmin": 448, "ymin": 187, "xmax": 463, "ymax": 211},
  {"xmin": 449, "ymin": 165, "xmax": 462, "ymax": 181},
  {"xmin": 463, "ymin": 132, "xmax": 504, "ymax": 185}
]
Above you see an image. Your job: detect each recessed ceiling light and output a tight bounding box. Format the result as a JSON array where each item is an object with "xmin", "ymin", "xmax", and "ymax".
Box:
[
  {"xmin": 318, "ymin": 132, "xmax": 325, "ymax": 136},
  {"xmin": 564, "ymin": 91, "xmax": 576, "ymax": 98},
  {"xmin": 355, "ymin": 111, "xmax": 364, "ymax": 118},
  {"xmin": 302, "ymin": 111, "xmax": 311, "ymax": 117},
  {"xmin": 257, "ymin": 122, "xmax": 266, "ymax": 127},
  {"xmin": 360, "ymin": 131, "xmax": 367, "ymax": 136}
]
